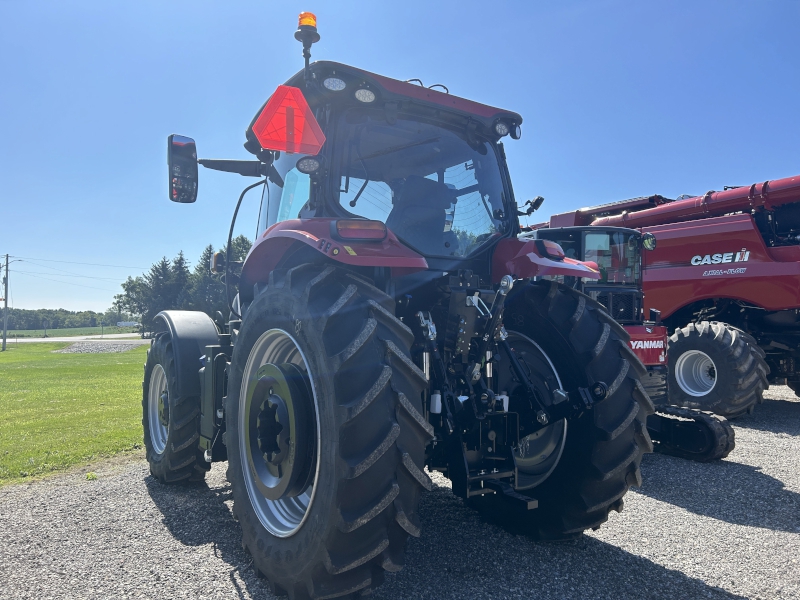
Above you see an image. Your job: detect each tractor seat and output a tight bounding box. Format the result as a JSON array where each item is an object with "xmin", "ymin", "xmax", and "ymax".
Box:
[{"xmin": 386, "ymin": 175, "xmax": 458, "ymax": 256}]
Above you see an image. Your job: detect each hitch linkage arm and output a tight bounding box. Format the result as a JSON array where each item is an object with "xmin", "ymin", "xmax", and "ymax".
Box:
[{"xmin": 498, "ymin": 337, "xmax": 607, "ymax": 425}]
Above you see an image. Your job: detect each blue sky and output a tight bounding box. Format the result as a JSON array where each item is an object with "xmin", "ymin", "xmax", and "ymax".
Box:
[{"xmin": 1, "ymin": 0, "xmax": 798, "ymax": 311}]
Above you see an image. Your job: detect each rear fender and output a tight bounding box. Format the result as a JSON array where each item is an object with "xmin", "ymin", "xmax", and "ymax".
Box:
[
  {"xmin": 491, "ymin": 237, "xmax": 600, "ymax": 283},
  {"xmin": 240, "ymin": 219, "xmax": 428, "ymax": 289},
  {"xmin": 153, "ymin": 310, "xmax": 220, "ymax": 399}
]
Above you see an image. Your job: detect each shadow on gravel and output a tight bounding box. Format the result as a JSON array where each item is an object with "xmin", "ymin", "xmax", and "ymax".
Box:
[
  {"xmin": 145, "ymin": 474, "xmax": 273, "ymax": 600},
  {"xmin": 731, "ymin": 398, "xmax": 800, "ymax": 436},
  {"xmin": 144, "ymin": 467, "xmax": 745, "ymax": 600},
  {"xmin": 371, "ymin": 483, "xmax": 747, "ymax": 600},
  {"xmin": 638, "ymin": 453, "xmax": 800, "ymax": 533}
]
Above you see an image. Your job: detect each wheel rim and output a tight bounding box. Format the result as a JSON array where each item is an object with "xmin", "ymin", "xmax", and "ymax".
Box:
[
  {"xmin": 674, "ymin": 349, "xmax": 717, "ymax": 397},
  {"xmin": 504, "ymin": 331, "xmax": 568, "ymax": 490},
  {"xmin": 147, "ymin": 364, "xmax": 169, "ymax": 455},
  {"xmin": 239, "ymin": 329, "xmax": 320, "ymax": 538}
]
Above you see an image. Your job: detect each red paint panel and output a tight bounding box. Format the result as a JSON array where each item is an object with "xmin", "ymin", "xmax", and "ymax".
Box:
[
  {"xmin": 240, "ymin": 219, "xmax": 428, "ymax": 288},
  {"xmin": 491, "ymin": 238, "xmax": 601, "ymax": 283},
  {"xmin": 641, "ymin": 213, "xmax": 800, "ymax": 317},
  {"xmin": 625, "ymin": 325, "xmax": 668, "ymax": 366}
]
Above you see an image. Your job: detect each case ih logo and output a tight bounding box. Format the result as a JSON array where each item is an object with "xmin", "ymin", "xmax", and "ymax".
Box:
[
  {"xmin": 630, "ymin": 340, "xmax": 665, "ymax": 350},
  {"xmin": 691, "ymin": 249, "xmax": 750, "ymax": 266}
]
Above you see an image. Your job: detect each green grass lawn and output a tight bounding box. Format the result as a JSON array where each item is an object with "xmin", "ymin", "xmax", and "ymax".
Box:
[
  {"xmin": 6, "ymin": 325, "xmax": 138, "ymax": 338},
  {"xmin": 0, "ymin": 343, "xmax": 148, "ymax": 485}
]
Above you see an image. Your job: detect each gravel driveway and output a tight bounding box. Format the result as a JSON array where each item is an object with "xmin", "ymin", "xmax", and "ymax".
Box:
[{"xmin": 1, "ymin": 388, "xmax": 798, "ymax": 600}]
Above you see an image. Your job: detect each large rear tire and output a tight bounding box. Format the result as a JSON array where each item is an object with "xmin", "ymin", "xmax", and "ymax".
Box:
[
  {"xmin": 142, "ymin": 332, "xmax": 208, "ymax": 483},
  {"xmin": 668, "ymin": 321, "xmax": 767, "ymax": 418},
  {"xmin": 470, "ymin": 281, "xmax": 654, "ymax": 540},
  {"xmin": 225, "ymin": 265, "xmax": 431, "ymax": 599}
]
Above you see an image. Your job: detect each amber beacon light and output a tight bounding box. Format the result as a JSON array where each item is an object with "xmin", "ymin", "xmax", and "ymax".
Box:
[
  {"xmin": 295, "ymin": 12, "xmax": 320, "ymax": 45},
  {"xmin": 295, "ymin": 12, "xmax": 320, "ymax": 82},
  {"xmin": 297, "ymin": 12, "xmax": 317, "ymax": 29}
]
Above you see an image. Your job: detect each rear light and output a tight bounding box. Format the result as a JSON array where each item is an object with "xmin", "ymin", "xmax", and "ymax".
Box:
[
  {"xmin": 494, "ymin": 121, "xmax": 509, "ymax": 137},
  {"xmin": 334, "ymin": 220, "xmax": 387, "ymax": 241},
  {"xmin": 354, "ymin": 88, "xmax": 376, "ymax": 103},
  {"xmin": 323, "ymin": 77, "xmax": 346, "ymax": 91},
  {"xmin": 296, "ymin": 155, "xmax": 323, "ymax": 174},
  {"xmin": 534, "ymin": 239, "xmax": 565, "ymax": 261}
]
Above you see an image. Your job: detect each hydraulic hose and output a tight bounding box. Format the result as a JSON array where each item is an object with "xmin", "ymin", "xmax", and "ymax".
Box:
[{"xmin": 227, "ymin": 179, "xmax": 267, "ymax": 319}]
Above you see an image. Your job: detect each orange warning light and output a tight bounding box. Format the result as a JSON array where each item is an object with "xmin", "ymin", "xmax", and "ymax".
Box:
[
  {"xmin": 298, "ymin": 12, "xmax": 317, "ymax": 28},
  {"xmin": 251, "ymin": 85, "xmax": 326, "ymax": 155}
]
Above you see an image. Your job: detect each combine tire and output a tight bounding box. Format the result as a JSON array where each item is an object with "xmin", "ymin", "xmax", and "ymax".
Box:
[
  {"xmin": 668, "ymin": 321, "xmax": 767, "ymax": 418},
  {"xmin": 142, "ymin": 332, "xmax": 208, "ymax": 483},
  {"xmin": 225, "ymin": 265, "xmax": 431, "ymax": 599},
  {"xmin": 470, "ymin": 281, "xmax": 653, "ymax": 540}
]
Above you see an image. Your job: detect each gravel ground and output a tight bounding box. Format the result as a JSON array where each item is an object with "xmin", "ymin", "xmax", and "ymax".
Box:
[
  {"xmin": 53, "ymin": 342, "xmax": 142, "ymax": 354},
  {"xmin": 1, "ymin": 388, "xmax": 798, "ymax": 600}
]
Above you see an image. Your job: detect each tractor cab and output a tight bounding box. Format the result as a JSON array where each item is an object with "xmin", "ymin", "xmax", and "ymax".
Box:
[{"xmin": 246, "ymin": 59, "xmax": 523, "ymax": 263}]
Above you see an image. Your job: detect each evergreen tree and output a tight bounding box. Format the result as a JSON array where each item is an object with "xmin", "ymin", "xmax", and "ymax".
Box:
[
  {"xmin": 189, "ymin": 245, "xmax": 226, "ymax": 318},
  {"xmin": 114, "ymin": 237, "xmax": 252, "ymax": 330}
]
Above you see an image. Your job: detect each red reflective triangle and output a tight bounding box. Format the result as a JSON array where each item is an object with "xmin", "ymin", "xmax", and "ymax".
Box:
[{"xmin": 251, "ymin": 85, "xmax": 326, "ymax": 155}]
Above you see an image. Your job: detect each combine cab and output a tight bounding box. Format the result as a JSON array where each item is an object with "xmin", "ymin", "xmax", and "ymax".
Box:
[
  {"xmin": 142, "ymin": 14, "xmax": 653, "ymax": 598},
  {"xmin": 525, "ymin": 226, "xmax": 734, "ymax": 462}
]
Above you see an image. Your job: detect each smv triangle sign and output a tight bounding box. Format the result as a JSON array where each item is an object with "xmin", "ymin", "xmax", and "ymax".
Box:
[{"xmin": 251, "ymin": 85, "xmax": 326, "ymax": 155}]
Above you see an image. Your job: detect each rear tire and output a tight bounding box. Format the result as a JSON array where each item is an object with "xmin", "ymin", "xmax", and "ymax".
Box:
[
  {"xmin": 225, "ymin": 265, "xmax": 431, "ymax": 599},
  {"xmin": 470, "ymin": 281, "xmax": 654, "ymax": 540},
  {"xmin": 668, "ymin": 321, "xmax": 767, "ymax": 418},
  {"xmin": 142, "ymin": 332, "xmax": 208, "ymax": 483}
]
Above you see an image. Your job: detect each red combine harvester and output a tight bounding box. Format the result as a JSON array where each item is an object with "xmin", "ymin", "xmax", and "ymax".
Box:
[
  {"xmin": 543, "ymin": 175, "xmax": 800, "ymax": 417},
  {"xmin": 522, "ymin": 226, "xmax": 734, "ymax": 462},
  {"xmin": 145, "ymin": 14, "xmax": 653, "ymax": 598}
]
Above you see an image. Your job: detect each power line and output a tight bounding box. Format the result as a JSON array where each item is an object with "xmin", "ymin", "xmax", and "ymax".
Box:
[
  {"xmin": 13, "ymin": 266, "xmax": 124, "ymax": 282},
  {"xmin": 9, "ymin": 255, "xmax": 148, "ymax": 270},
  {"xmin": 14, "ymin": 271, "xmax": 120, "ymax": 293}
]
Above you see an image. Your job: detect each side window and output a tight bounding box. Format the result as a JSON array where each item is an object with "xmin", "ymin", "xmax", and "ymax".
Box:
[
  {"xmin": 258, "ymin": 156, "xmax": 312, "ymax": 235},
  {"xmin": 277, "ymin": 170, "xmax": 311, "ymax": 223},
  {"xmin": 339, "ymin": 177, "xmax": 393, "ymax": 222}
]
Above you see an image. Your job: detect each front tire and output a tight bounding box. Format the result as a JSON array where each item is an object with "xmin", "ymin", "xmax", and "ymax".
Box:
[
  {"xmin": 225, "ymin": 265, "xmax": 431, "ymax": 599},
  {"xmin": 470, "ymin": 281, "xmax": 654, "ymax": 539},
  {"xmin": 668, "ymin": 321, "xmax": 767, "ymax": 418},
  {"xmin": 142, "ymin": 332, "xmax": 208, "ymax": 483}
]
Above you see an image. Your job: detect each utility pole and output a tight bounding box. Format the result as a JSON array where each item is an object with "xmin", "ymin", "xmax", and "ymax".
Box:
[{"xmin": 2, "ymin": 254, "xmax": 8, "ymax": 351}]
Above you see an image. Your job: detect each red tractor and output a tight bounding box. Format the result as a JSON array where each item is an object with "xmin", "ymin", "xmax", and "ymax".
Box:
[
  {"xmin": 523, "ymin": 225, "xmax": 734, "ymax": 462},
  {"xmin": 144, "ymin": 14, "xmax": 652, "ymax": 598},
  {"xmin": 541, "ymin": 175, "xmax": 800, "ymax": 418}
]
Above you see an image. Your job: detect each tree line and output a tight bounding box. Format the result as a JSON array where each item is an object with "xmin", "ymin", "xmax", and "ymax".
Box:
[
  {"xmin": 4, "ymin": 236, "xmax": 251, "ymax": 332},
  {"xmin": 4, "ymin": 306, "xmax": 134, "ymax": 331},
  {"xmin": 114, "ymin": 235, "xmax": 252, "ymax": 329}
]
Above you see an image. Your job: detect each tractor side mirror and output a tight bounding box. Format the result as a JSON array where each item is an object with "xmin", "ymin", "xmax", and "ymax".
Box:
[
  {"xmin": 642, "ymin": 232, "xmax": 657, "ymax": 251},
  {"xmin": 168, "ymin": 134, "xmax": 198, "ymax": 203}
]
